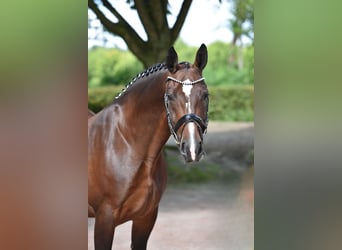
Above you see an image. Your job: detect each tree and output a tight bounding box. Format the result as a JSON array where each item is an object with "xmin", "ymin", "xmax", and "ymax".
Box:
[
  {"xmin": 88, "ymin": 12, "xmax": 110, "ymax": 48},
  {"xmin": 227, "ymin": 0, "xmax": 254, "ymax": 70},
  {"xmin": 88, "ymin": 0, "xmax": 193, "ymax": 68},
  {"xmin": 229, "ymin": 0, "xmax": 254, "ymax": 46}
]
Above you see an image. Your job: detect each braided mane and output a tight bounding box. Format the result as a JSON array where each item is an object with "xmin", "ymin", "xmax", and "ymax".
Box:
[
  {"xmin": 115, "ymin": 63, "xmax": 167, "ymax": 99},
  {"xmin": 114, "ymin": 61, "xmax": 193, "ymax": 100}
]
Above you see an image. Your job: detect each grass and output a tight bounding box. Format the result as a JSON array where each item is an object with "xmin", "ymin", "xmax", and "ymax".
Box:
[{"xmin": 164, "ymin": 147, "xmax": 239, "ymax": 184}]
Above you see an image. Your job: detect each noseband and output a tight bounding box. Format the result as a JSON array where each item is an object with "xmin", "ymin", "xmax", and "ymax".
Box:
[{"xmin": 164, "ymin": 76, "xmax": 208, "ymax": 144}]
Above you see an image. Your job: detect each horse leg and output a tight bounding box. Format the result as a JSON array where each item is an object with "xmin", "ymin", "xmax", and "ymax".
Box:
[
  {"xmin": 131, "ymin": 207, "xmax": 159, "ymax": 250},
  {"xmin": 94, "ymin": 203, "xmax": 115, "ymax": 250}
]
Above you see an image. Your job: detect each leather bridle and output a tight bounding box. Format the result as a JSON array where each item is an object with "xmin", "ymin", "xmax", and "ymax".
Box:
[{"xmin": 164, "ymin": 76, "xmax": 208, "ymax": 145}]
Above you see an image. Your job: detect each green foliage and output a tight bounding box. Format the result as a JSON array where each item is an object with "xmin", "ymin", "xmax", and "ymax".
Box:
[
  {"xmin": 88, "ymin": 86, "xmax": 124, "ymax": 113},
  {"xmin": 173, "ymin": 40, "xmax": 199, "ymax": 61},
  {"xmin": 165, "ymin": 149, "xmax": 239, "ymax": 184},
  {"xmin": 208, "ymin": 85, "xmax": 254, "ymax": 121},
  {"xmin": 88, "ymin": 85, "xmax": 254, "ymax": 121},
  {"xmin": 173, "ymin": 40, "xmax": 254, "ymax": 85},
  {"xmin": 88, "ymin": 47, "xmax": 143, "ymax": 87},
  {"xmin": 244, "ymin": 45, "xmax": 254, "ymax": 83},
  {"xmin": 88, "ymin": 40, "xmax": 254, "ymax": 87},
  {"xmin": 167, "ymin": 158, "xmax": 228, "ymax": 183},
  {"xmin": 229, "ymin": 0, "xmax": 254, "ymax": 43},
  {"xmin": 207, "ymin": 41, "xmax": 250, "ymax": 85}
]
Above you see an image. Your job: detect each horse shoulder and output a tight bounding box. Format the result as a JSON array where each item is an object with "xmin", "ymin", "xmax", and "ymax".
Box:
[{"xmin": 88, "ymin": 104, "xmax": 130, "ymax": 208}]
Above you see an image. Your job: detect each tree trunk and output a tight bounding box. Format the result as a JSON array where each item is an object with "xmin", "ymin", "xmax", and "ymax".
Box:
[
  {"xmin": 237, "ymin": 40, "xmax": 243, "ymax": 71},
  {"xmin": 88, "ymin": 0, "xmax": 193, "ymax": 68}
]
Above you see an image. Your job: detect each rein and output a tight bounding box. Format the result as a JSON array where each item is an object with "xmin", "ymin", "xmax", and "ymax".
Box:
[{"xmin": 164, "ymin": 76, "xmax": 208, "ymax": 144}]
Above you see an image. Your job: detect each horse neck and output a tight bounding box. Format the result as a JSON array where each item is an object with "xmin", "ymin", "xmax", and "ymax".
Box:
[{"xmin": 116, "ymin": 71, "xmax": 170, "ymax": 156}]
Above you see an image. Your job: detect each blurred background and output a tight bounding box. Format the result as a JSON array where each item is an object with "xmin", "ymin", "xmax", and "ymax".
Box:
[
  {"xmin": 88, "ymin": 0, "xmax": 254, "ymax": 249},
  {"xmin": 1, "ymin": 1, "xmax": 341, "ymax": 249}
]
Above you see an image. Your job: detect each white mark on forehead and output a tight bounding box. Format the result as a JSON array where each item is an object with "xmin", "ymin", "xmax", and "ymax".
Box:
[
  {"xmin": 182, "ymin": 79, "xmax": 192, "ymax": 97},
  {"xmin": 182, "ymin": 79, "xmax": 193, "ymax": 113}
]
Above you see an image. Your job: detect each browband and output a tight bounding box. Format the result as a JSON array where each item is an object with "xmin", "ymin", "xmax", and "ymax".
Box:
[{"xmin": 167, "ymin": 76, "xmax": 205, "ymax": 85}]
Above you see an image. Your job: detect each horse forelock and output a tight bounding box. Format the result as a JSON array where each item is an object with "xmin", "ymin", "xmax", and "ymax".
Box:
[{"xmin": 178, "ymin": 61, "xmax": 191, "ymax": 69}]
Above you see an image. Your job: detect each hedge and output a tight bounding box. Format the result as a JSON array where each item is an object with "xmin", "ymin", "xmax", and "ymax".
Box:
[
  {"xmin": 88, "ymin": 85, "xmax": 254, "ymax": 121},
  {"xmin": 207, "ymin": 85, "xmax": 254, "ymax": 121}
]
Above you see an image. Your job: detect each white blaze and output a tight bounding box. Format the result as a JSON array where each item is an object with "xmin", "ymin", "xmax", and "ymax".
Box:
[{"xmin": 182, "ymin": 79, "xmax": 196, "ymax": 160}]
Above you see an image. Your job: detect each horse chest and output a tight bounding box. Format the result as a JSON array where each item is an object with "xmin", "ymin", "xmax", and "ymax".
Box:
[{"xmin": 116, "ymin": 180, "xmax": 161, "ymax": 223}]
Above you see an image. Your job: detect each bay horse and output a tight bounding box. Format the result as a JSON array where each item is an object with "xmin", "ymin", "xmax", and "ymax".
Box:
[{"xmin": 88, "ymin": 44, "xmax": 209, "ymax": 249}]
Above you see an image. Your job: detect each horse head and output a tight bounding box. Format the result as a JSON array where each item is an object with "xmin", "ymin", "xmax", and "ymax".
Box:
[{"xmin": 164, "ymin": 44, "xmax": 209, "ymax": 163}]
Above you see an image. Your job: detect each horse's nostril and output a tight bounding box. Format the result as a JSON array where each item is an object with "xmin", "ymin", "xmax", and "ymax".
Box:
[
  {"xmin": 197, "ymin": 141, "xmax": 203, "ymax": 154},
  {"xmin": 181, "ymin": 142, "xmax": 186, "ymax": 153}
]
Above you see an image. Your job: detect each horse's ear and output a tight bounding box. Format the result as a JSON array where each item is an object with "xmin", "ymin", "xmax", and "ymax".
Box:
[
  {"xmin": 166, "ymin": 46, "xmax": 178, "ymax": 73},
  {"xmin": 194, "ymin": 44, "xmax": 208, "ymax": 71}
]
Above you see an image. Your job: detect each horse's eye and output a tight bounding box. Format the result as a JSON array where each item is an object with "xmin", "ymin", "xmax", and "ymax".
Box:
[{"xmin": 203, "ymin": 92, "xmax": 209, "ymax": 101}]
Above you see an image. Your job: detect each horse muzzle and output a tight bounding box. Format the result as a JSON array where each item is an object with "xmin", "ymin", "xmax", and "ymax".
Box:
[
  {"xmin": 179, "ymin": 122, "xmax": 205, "ymax": 163},
  {"xmin": 180, "ymin": 138, "xmax": 204, "ymax": 163}
]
